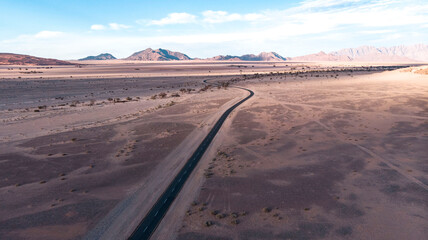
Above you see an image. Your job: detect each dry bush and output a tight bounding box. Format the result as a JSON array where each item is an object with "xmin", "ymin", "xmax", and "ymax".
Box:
[{"xmin": 70, "ymin": 100, "xmax": 80, "ymax": 107}]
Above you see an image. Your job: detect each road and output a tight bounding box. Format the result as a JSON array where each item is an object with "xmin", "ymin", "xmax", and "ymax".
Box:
[{"xmin": 128, "ymin": 81, "xmax": 254, "ymax": 240}]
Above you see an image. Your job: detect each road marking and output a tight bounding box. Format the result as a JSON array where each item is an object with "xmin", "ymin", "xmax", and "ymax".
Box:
[
  {"xmin": 143, "ymin": 226, "xmax": 148, "ymax": 232},
  {"xmin": 154, "ymin": 210, "xmax": 159, "ymax": 216},
  {"xmin": 164, "ymin": 199, "xmax": 168, "ymax": 203}
]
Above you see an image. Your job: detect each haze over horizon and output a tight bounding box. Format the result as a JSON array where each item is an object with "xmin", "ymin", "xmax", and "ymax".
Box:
[{"xmin": 1, "ymin": 0, "xmax": 427, "ymax": 59}]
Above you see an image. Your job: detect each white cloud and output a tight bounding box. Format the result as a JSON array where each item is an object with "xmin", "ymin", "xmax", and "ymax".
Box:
[
  {"xmin": 202, "ymin": 10, "xmax": 265, "ymax": 23},
  {"xmin": 91, "ymin": 23, "xmax": 131, "ymax": 30},
  {"xmin": 360, "ymin": 29, "xmax": 394, "ymax": 34},
  {"xmin": 91, "ymin": 24, "xmax": 106, "ymax": 30},
  {"xmin": 34, "ymin": 31, "xmax": 63, "ymax": 39},
  {"xmin": 147, "ymin": 13, "xmax": 197, "ymax": 25},
  {"xmin": 109, "ymin": 23, "xmax": 131, "ymax": 30},
  {"xmin": 297, "ymin": 0, "xmax": 362, "ymax": 9}
]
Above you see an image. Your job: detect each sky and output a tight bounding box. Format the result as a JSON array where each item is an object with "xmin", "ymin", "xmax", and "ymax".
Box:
[{"xmin": 0, "ymin": 0, "xmax": 427, "ymax": 59}]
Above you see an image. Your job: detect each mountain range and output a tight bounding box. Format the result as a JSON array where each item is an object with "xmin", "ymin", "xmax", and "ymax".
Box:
[
  {"xmin": 1, "ymin": 44, "xmax": 427, "ymax": 65},
  {"xmin": 207, "ymin": 52, "xmax": 287, "ymax": 61},
  {"xmin": 292, "ymin": 44, "xmax": 428, "ymax": 62},
  {"xmin": 119, "ymin": 44, "xmax": 428, "ymax": 62}
]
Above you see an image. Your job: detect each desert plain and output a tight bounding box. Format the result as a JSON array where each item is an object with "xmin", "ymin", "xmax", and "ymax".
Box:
[{"xmin": 0, "ymin": 61, "xmax": 427, "ymax": 240}]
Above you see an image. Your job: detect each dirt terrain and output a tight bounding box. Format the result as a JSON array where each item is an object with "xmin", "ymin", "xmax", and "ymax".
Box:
[
  {"xmin": 0, "ymin": 65, "xmax": 244, "ymax": 239},
  {"xmin": 0, "ymin": 62, "xmax": 427, "ymax": 240},
  {"xmin": 172, "ymin": 69, "xmax": 428, "ymax": 240}
]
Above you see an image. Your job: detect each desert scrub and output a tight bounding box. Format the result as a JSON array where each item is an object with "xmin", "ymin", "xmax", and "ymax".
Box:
[
  {"xmin": 204, "ymin": 221, "xmax": 214, "ymax": 227},
  {"xmin": 231, "ymin": 219, "xmax": 239, "ymax": 225},
  {"xmin": 210, "ymin": 210, "xmax": 219, "ymax": 216},
  {"xmin": 262, "ymin": 207, "xmax": 271, "ymax": 213}
]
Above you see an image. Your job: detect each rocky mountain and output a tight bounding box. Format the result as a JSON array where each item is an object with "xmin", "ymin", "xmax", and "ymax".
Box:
[
  {"xmin": 0, "ymin": 53, "xmax": 73, "ymax": 65},
  {"xmin": 125, "ymin": 48, "xmax": 192, "ymax": 61},
  {"xmin": 291, "ymin": 51, "xmax": 351, "ymax": 62},
  {"xmin": 79, "ymin": 53, "xmax": 116, "ymax": 61},
  {"xmin": 208, "ymin": 52, "xmax": 287, "ymax": 61},
  {"xmin": 208, "ymin": 55, "xmax": 242, "ymax": 61},
  {"xmin": 291, "ymin": 44, "xmax": 428, "ymax": 62}
]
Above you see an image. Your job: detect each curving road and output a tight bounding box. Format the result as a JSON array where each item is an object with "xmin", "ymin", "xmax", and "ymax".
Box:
[{"xmin": 128, "ymin": 81, "xmax": 254, "ymax": 240}]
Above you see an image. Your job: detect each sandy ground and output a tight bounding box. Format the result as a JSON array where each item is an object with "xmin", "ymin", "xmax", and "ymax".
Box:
[
  {"xmin": 170, "ymin": 69, "xmax": 428, "ymax": 240},
  {"xmin": 0, "ymin": 60, "xmax": 414, "ymax": 81},
  {"xmin": 0, "ymin": 67, "xmax": 244, "ymax": 239},
  {"xmin": 0, "ymin": 62, "xmax": 427, "ymax": 240}
]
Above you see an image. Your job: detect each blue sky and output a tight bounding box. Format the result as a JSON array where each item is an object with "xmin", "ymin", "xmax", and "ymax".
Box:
[{"xmin": 1, "ymin": 0, "xmax": 427, "ymax": 59}]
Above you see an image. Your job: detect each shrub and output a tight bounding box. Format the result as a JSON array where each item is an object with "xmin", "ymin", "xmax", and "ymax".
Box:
[
  {"xmin": 204, "ymin": 221, "xmax": 213, "ymax": 227},
  {"xmin": 262, "ymin": 207, "xmax": 271, "ymax": 213}
]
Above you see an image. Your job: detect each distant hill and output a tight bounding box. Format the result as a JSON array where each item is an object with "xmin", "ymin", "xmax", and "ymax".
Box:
[
  {"xmin": 0, "ymin": 53, "xmax": 73, "ymax": 65},
  {"xmin": 125, "ymin": 48, "xmax": 192, "ymax": 61},
  {"xmin": 208, "ymin": 52, "xmax": 287, "ymax": 61},
  {"xmin": 291, "ymin": 44, "xmax": 428, "ymax": 62},
  {"xmin": 79, "ymin": 53, "xmax": 116, "ymax": 61},
  {"xmin": 291, "ymin": 51, "xmax": 351, "ymax": 62}
]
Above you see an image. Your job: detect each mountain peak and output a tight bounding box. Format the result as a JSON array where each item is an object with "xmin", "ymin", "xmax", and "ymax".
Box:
[
  {"xmin": 79, "ymin": 53, "xmax": 116, "ymax": 61},
  {"xmin": 125, "ymin": 48, "xmax": 192, "ymax": 61}
]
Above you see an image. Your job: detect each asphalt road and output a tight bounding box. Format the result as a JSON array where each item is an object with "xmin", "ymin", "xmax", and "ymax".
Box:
[{"xmin": 128, "ymin": 82, "xmax": 254, "ymax": 240}]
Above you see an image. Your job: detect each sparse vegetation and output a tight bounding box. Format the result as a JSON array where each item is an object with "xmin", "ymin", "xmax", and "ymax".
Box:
[
  {"xmin": 262, "ymin": 207, "xmax": 271, "ymax": 213},
  {"xmin": 230, "ymin": 219, "xmax": 239, "ymax": 225},
  {"xmin": 210, "ymin": 210, "xmax": 219, "ymax": 215},
  {"xmin": 204, "ymin": 221, "xmax": 214, "ymax": 227}
]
